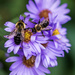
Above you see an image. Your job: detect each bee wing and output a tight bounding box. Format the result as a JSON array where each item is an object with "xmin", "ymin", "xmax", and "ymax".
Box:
[
  {"xmin": 20, "ymin": 28, "xmax": 24, "ymax": 41},
  {"xmin": 42, "ymin": 26, "xmax": 52, "ymax": 31},
  {"xmin": 5, "ymin": 29, "xmax": 17, "ymax": 39}
]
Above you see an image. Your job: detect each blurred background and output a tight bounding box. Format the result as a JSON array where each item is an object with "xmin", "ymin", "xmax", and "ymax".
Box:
[{"xmin": 0, "ymin": 0, "xmax": 75, "ymax": 75}]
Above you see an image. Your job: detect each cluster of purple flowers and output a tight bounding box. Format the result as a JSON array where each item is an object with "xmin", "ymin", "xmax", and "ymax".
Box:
[{"xmin": 4, "ymin": 0, "xmax": 71, "ymax": 75}]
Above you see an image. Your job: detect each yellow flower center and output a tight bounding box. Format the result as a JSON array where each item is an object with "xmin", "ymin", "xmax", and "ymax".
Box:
[
  {"xmin": 24, "ymin": 30, "xmax": 32, "ymax": 43},
  {"xmin": 39, "ymin": 9, "xmax": 52, "ymax": 19},
  {"xmin": 52, "ymin": 29, "xmax": 60, "ymax": 36},
  {"xmin": 23, "ymin": 56, "xmax": 36, "ymax": 68}
]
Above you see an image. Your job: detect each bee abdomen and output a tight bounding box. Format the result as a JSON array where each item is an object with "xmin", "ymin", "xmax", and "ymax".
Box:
[
  {"xmin": 32, "ymin": 28, "xmax": 36, "ymax": 33},
  {"xmin": 41, "ymin": 21, "xmax": 49, "ymax": 28},
  {"xmin": 14, "ymin": 35, "xmax": 21, "ymax": 45}
]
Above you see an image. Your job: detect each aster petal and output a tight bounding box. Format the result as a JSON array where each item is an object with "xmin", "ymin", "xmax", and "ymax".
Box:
[
  {"xmin": 35, "ymin": 54, "xmax": 41, "ymax": 68},
  {"xmin": 61, "ymin": 36, "xmax": 69, "ymax": 42},
  {"xmin": 34, "ymin": 0, "xmax": 40, "ymax": 3},
  {"xmin": 45, "ymin": 55, "xmax": 50, "ymax": 65},
  {"xmin": 6, "ymin": 57, "xmax": 20, "ymax": 62},
  {"xmin": 4, "ymin": 27, "xmax": 14, "ymax": 32},
  {"xmin": 4, "ymin": 22, "xmax": 15, "ymax": 28},
  {"xmin": 29, "ymin": 42, "xmax": 38, "ymax": 54},
  {"xmin": 19, "ymin": 15, "xmax": 24, "ymax": 21},
  {"xmin": 46, "ymin": 49, "xmax": 57, "ymax": 59},
  {"xmin": 9, "ymin": 69, "xmax": 17, "ymax": 75},
  {"xmin": 55, "ymin": 9, "xmax": 70, "ymax": 15},
  {"xmin": 7, "ymin": 46, "xmax": 14, "ymax": 53},
  {"xmin": 24, "ymin": 15, "xmax": 30, "ymax": 23},
  {"xmin": 26, "ymin": 5, "xmax": 38, "ymax": 15},
  {"xmin": 47, "ymin": 0, "xmax": 56, "ymax": 7},
  {"xmin": 36, "ymin": 36, "xmax": 48, "ymax": 43},
  {"xmin": 66, "ymin": 43, "xmax": 71, "ymax": 47},
  {"xmin": 23, "ymin": 42, "xmax": 30, "ymax": 49},
  {"xmin": 29, "ymin": 68, "xmax": 35, "ymax": 75},
  {"xmin": 50, "ymin": 59, "xmax": 58, "ymax": 67},
  {"xmin": 59, "ymin": 28, "xmax": 67, "ymax": 35},
  {"xmin": 32, "ymin": 68, "xmax": 38, "ymax": 75},
  {"xmin": 24, "ymin": 12, "xmax": 39, "ymax": 19},
  {"xmin": 41, "ymin": 0, "xmax": 55, "ymax": 10},
  {"xmin": 55, "ymin": 34, "xmax": 62, "ymax": 39},
  {"xmin": 14, "ymin": 45, "xmax": 20, "ymax": 54},
  {"xmin": 43, "ymin": 58, "xmax": 48, "ymax": 68},
  {"xmin": 25, "ymin": 67, "xmax": 31, "ymax": 75},
  {"xmin": 23, "ymin": 43, "xmax": 35, "ymax": 58},
  {"xmin": 28, "ymin": 0, "xmax": 39, "ymax": 14},
  {"xmin": 22, "ymin": 66, "xmax": 27, "ymax": 75},
  {"xmin": 50, "ymin": 0, "xmax": 60, "ymax": 10},
  {"xmin": 38, "ymin": 44, "xmax": 45, "ymax": 49},
  {"xmin": 28, "ymin": 68, "xmax": 33, "ymax": 75},
  {"xmin": 36, "ymin": 36, "xmax": 49, "ymax": 40},
  {"xmin": 34, "ymin": 67, "xmax": 45, "ymax": 75},
  {"xmin": 9, "ymin": 64, "xmax": 22, "ymax": 75},
  {"xmin": 41, "ymin": 0, "xmax": 48, "ymax": 9},
  {"xmin": 31, "ymin": 36, "xmax": 36, "ymax": 42},
  {"xmin": 54, "ymin": 41, "xmax": 58, "ymax": 48},
  {"xmin": 57, "ymin": 15, "xmax": 71, "ymax": 24},
  {"xmin": 23, "ymin": 48, "xmax": 29, "ymax": 57},
  {"xmin": 4, "ymin": 39, "xmax": 14, "ymax": 48},
  {"xmin": 9, "ymin": 60, "xmax": 22, "ymax": 71},
  {"xmin": 32, "ymin": 42, "xmax": 41, "ymax": 53},
  {"xmin": 17, "ymin": 64, "xmax": 25, "ymax": 75},
  {"xmin": 58, "ymin": 3, "xmax": 68, "ymax": 9},
  {"xmin": 38, "ymin": 65, "xmax": 50, "ymax": 74}
]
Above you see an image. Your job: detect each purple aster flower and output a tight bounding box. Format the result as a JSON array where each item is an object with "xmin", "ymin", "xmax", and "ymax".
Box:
[
  {"xmin": 49, "ymin": 20, "xmax": 71, "ymax": 53},
  {"xmin": 28, "ymin": 16, "xmax": 71, "ymax": 68},
  {"xmin": 4, "ymin": 38, "xmax": 21, "ymax": 54},
  {"xmin": 6, "ymin": 54, "xmax": 50, "ymax": 75},
  {"xmin": 4, "ymin": 15, "xmax": 49, "ymax": 57},
  {"xmin": 25, "ymin": 0, "xmax": 71, "ymax": 24},
  {"xmin": 4, "ymin": 15, "xmax": 26, "ymax": 54},
  {"xmin": 36, "ymin": 41, "xmax": 64, "ymax": 68},
  {"xmin": 22, "ymin": 33, "xmax": 49, "ymax": 58}
]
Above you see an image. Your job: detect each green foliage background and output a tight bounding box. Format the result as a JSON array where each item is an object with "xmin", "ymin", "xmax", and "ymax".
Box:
[{"xmin": 0, "ymin": 0, "xmax": 75, "ymax": 75}]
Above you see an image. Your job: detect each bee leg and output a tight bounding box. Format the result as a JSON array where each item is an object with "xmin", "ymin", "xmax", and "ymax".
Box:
[
  {"xmin": 30, "ymin": 21, "xmax": 37, "ymax": 24},
  {"xmin": 24, "ymin": 27, "xmax": 30, "ymax": 30},
  {"xmin": 41, "ymin": 31, "xmax": 45, "ymax": 37},
  {"xmin": 38, "ymin": 19, "xmax": 40, "ymax": 23},
  {"xmin": 25, "ymin": 23, "xmax": 28, "ymax": 25}
]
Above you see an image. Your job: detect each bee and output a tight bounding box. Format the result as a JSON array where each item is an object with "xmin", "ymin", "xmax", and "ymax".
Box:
[
  {"xmin": 5, "ymin": 20, "xmax": 26, "ymax": 45},
  {"xmin": 26, "ymin": 19, "xmax": 52, "ymax": 36},
  {"xmin": 13, "ymin": 20, "xmax": 25, "ymax": 45}
]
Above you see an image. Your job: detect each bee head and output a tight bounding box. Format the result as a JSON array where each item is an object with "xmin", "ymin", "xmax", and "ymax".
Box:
[
  {"xmin": 35, "ymin": 24, "xmax": 42, "ymax": 32},
  {"xmin": 16, "ymin": 20, "xmax": 25, "ymax": 29}
]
